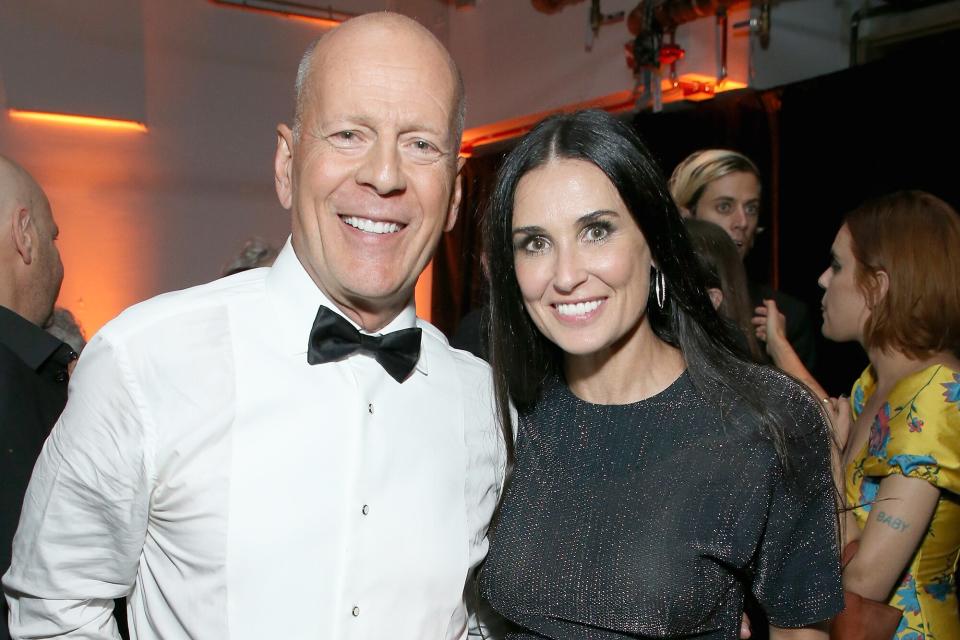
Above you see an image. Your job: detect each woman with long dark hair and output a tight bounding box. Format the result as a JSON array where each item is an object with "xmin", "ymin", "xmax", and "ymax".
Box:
[
  {"xmin": 478, "ymin": 110, "xmax": 843, "ymax": 639},
  {"xmin": 684, "ymin": 217, "xmax": 765, "ymax": 362},
  {"xmin": 761, "ymin": 191, "xmax": 960, "ymax": 639}
]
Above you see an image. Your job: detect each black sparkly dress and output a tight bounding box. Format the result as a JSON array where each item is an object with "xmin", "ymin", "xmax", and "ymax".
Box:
[{"xmin": 480, "ymin": 369, "xmax": 843, "ymax": 639}]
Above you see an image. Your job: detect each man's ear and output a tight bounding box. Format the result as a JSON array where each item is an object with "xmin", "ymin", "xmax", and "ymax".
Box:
[
  {"xmin": 275, "ymin": 124, "xmax": 295, "ymax": 210},
  {"xmin": 11, "ymin": 207, "xmax": 34, "ymax": 265},
  {"xmin": 444, "ymin": 156, "xmax": 466, "ymax": 233}
]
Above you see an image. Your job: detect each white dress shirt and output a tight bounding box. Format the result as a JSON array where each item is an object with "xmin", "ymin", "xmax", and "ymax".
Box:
[{"xmin": 4, "ymin": 240, "xmax": 506, "ymax": 640}]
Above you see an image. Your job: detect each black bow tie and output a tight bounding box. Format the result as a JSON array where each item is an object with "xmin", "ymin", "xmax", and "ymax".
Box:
[{"xmin": 307, "ymin": 306, "xmax": 422, "ymax": 383}]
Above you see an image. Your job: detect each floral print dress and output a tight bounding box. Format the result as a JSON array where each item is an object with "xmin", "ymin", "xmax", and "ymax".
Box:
[{"xmin": 845, "ymin": 364, "xmax": 960, "ymax": 640}]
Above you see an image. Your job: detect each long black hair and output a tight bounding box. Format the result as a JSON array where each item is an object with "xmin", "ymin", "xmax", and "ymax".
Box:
[{"xmin": 483, "ymin": 110, "xmax": 809, "ymax": 469}]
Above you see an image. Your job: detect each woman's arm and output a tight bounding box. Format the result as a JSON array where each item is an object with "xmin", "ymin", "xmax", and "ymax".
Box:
[
  {"xmin": 842, "ymin": 474, "xmax": 939, "ymax": 600},
  {"xmin": 754, "ymin": 300, "xmax": 829, "ymax": 401},
  {"xmin": 769, "ymin": 620, "xmax": 830, "ymax": 640}
]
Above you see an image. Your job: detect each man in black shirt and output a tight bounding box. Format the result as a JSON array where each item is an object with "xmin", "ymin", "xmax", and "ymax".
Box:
[
  {"xmin": 669, "ymin": 149, "xmax": 817, "ymax": 370},
  {"xmin": 0, "ymin": 155, "xmax": 73, "ymax": 640}
]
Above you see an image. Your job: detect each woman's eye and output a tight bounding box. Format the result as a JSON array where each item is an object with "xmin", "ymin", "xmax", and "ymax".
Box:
[
  {"xmin": 745, "ymin": 203, "xmax": 760, "ymax": 217},
  {"xmin": 830, "ymin": 259, "xmax": 841, "ymax": 273},
  {"xmin": 516, "ymin": 236, "xmax": 547, "ymax": 254},
  {"xmin": 716, "ymin": 202, "xmax": 731, "ymax": 213},
  {"xmin": 584, "ymin": 224, "xmax": 609, "ymax": 242},
  {"xmin": 583, "ymin": 221, "xmax": 613, "ymax": 242}
]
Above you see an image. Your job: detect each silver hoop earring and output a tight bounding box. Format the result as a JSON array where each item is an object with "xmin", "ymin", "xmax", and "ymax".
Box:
[{"xmin": 655, "ymin": 269, "xmax": 666, "ymax": 309}]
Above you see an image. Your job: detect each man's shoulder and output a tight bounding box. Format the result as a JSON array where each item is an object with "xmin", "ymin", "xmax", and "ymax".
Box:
[
  {"xmin": 99, "ymin": 269, "xmax": 268, "ymax": 344},
  {"xmin": 417, "ymin": 318, "xmax": 493, "ymax": 386}
]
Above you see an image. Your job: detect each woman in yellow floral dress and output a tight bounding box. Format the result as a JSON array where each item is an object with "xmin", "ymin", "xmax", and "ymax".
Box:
[{"xmin": 761, "ymin": 190, "xmax": 960, "ymax": 639}]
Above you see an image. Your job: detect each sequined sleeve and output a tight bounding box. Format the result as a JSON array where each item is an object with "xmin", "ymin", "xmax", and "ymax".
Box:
[{"xmin": 750, "ymin": 389, "xmax": 844, "ymax": 627}]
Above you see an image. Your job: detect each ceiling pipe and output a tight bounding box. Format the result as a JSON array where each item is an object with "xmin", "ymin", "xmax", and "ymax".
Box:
[{"xmin": 627, "ymin": 0, "xmax": 741, "ymax": 35}]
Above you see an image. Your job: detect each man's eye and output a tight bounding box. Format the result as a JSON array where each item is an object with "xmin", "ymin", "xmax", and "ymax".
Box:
[
  {"xmin": 716, "ymin": 202, "xmax": 731, "ymax": 213},
  {"xmin": 745, "ymin": 204, "xmax": 760, "ymax": 216},
  {"xmin": 330, "ymin": 131, "xmax": 361, "ymax": 145},
  {"xmin": 410, "ymin": 139, "xmax": 440, "ymax": 155}
]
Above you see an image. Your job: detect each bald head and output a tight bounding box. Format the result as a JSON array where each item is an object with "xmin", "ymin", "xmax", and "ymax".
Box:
[
  {"xmin": 292, "ymin": 12, "xmax": 465, "ymax": 149},
  {"xmin": 0, "ymin": 155, "xmax": 63, "ymax": 326},
  {"xmin": 0, "ymin": 156, "xmax": 41, "ymax": 220}
]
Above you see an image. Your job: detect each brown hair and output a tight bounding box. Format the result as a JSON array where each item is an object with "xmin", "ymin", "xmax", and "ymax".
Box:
[
  {"xmin": 684, "ymin": 218, "xmax": 765, "ymax": 362},
  {"xmin": 845, "ymin": 190, "xmax": 960, "ymax": 359}
]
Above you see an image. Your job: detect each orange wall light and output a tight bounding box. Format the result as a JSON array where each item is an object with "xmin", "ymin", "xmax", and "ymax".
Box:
[
  {"xmin": 8, "ymin": 109, "xmax": 148, "ymax": 133},
  {"xmin": 208, "ymin": 0, "xmax": 354, "ymax": 28}
]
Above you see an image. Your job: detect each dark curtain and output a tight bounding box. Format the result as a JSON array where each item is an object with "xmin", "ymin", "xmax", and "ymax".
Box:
[
  {"xmin": 775, "ymin": 31, "xmax": 959, "ymax": 394},
  {"xmin": 431, "ymin": 152, "xmax": 504, "ymax": 335}
]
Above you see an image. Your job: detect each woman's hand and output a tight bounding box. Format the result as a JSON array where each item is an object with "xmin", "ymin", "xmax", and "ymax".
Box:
[
  {"xmin": 823, "ymin": 395, "xmax": 852, "ymax": 453},
  {"xmin": 752, "ymin": 299, "xmax": 830, "ymax": 402},
  {"xmin": 752, "ymin": 299, "xmax": 788, "ymax": 356}
]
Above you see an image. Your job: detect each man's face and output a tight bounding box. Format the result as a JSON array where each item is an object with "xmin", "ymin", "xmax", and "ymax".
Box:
[
  {"xmin": 29, "ymin": 193, "xmax": 63, "ymax": 326},
  {"xmin": 276, "ymin": 26, "xmax": 463, "ymax": 329},
  {"xmin": 692, "ymin": 171, "xmax": 761, "ymax": 259}
]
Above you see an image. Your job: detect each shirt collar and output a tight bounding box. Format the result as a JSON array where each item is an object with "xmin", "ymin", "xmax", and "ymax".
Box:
[
  {"xmin": 0, "ymin": 304, "xmax": 69, "ymax": 371},
  {"xmin": 264, "ymin": 238, "xmax": 427, "ymax": 375}
]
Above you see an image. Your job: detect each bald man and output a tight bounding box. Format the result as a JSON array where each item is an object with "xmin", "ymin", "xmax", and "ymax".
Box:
[
  {"xmin": 4, "ymin": 13, "xmax": 505, "ymax": 640},
  {"xmin": 0, "ymin": 156, "xmax": 75, "ymax": 640}
]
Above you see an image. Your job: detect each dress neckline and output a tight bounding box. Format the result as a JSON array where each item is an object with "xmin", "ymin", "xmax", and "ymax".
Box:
[{"xmin": 555, "ymin": 368, "xmax": 690, "ymax": 410}]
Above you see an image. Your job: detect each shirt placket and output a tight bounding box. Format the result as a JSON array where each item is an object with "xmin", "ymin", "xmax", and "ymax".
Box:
[{"xmin": 339, "ymin": 356, "xmax": 386, "ymax": 638}]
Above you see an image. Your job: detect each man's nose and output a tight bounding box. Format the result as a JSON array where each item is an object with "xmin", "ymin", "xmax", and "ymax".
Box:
[
  {"xmin": 730, "ymin": 205, "xmax": 748, "ymax": 229},
  {"xmin": 356, "ymin": 138, "xmax": 406, "ymax": 195}
]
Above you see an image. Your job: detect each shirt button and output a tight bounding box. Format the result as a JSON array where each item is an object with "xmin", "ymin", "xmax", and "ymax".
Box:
[
  {"xmin": 367, "ymin": 403, "xmax": 374, "ymax": 414},
  {"xmin": 55, "ymin": 371, "xmax": 68, "ymax": 383},
  {"xmin": 361, "ymin": 504, "xmax": 369, "ymax": 515},
  {"xmin": 351, "ymin": 606, "xmax": 360, "ymax": 617}
]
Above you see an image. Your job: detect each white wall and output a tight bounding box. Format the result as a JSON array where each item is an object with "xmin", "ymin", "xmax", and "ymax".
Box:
[{"xmin": 749, "ymin": 0, "xmax": 852, "ymax": 90}]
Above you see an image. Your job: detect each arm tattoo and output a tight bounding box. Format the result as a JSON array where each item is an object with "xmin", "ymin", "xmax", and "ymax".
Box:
[{"xmin": 876, "ymin": 511, "xmax": 910, "ymax": 533}]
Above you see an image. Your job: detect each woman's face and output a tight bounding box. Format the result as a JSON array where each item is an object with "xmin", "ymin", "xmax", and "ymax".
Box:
[
  {"xmin": 817, "ymin": 224, "xmax": 870, "ymax": 343},
  {"xmin": 692, "ymin": 171, "xmax": 761, "ymax": 259},
  {"xmin": 511, "ymin": 158, "xmax": 654, "ymax": 358}
]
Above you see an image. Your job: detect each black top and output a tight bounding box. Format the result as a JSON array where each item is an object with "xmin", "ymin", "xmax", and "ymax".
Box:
[
  {"xmin": 480, "ymin": 368, "xmax": 843, "ymax": 639},
  {"xmin": 0, "ymin": 305, "xmax": 76, "ymax": 640},
  {"xmin": 749, "ymin": 282, "xmax": 817, "ymax": 371}
]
